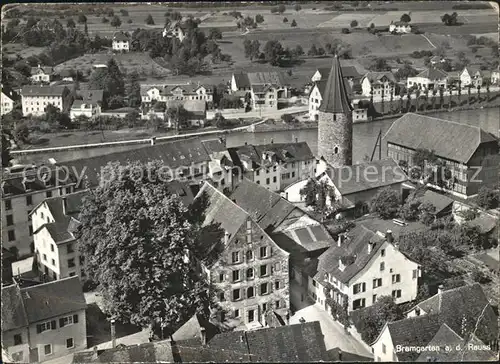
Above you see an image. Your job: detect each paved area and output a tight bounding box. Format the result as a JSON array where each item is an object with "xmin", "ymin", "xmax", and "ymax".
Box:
[{"xmin": 289, "ymin": 281, "xmax": 373, "ymax": 358}]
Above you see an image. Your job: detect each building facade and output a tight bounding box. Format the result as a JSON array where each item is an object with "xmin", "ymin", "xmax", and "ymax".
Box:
[
  {"xmin": 230, "ymin": 72, "xmax": 289, "ymax": 111},
  {"xmin": 1, "ymin": 90, "xmax": 15, "ymax": 115},
  {"xmin": 198, "ymin": 182, "xmax": 290, "ymax": 330},
  {"xmin": 407, "ymin": 68, "xmax": 448, "ymax": 90},
  {"xmin": 112, "ymin": 32, "xmax": 130, "ymax": 52},
  {"xmin": 317, "ymin": 55, "xmax": 353, "ymax": 168},
  {"xmin": 389, "ymin": 21, "xmax": 412, "ymax": 33},
  {"xmin": 21, "ymin": 86, "xmax": 68, "ymax": 117},
  {"xmin": 1, "ymin": 277, "xmax": 87, "ymax": 363},
  {"xmin": 360, "ymin": 72, "xmax": 396, "ymax": 98},
  {"xmin": 1, "ymin": 167, "xmax": 77, "ymax": 259},
  {"xmin": 30, "ymin": 66, "xmax": 54, "ymax": 83},
  {"xmin": 141, "ymin": 84, "xmax": 213, "ymax": 104}
]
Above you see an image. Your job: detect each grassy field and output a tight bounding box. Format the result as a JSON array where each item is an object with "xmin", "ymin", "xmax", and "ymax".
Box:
[
  {"xmin": 3, "ymin": 43, "xmax": 45, "ymax": 59},
  {"xmin": 54, "ymin": 52, "xmax": 171, "ymax": 77}
]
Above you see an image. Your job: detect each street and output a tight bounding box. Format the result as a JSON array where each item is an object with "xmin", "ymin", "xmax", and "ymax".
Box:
[{"xmin": 289, "ymin": 281, "xmax": 373, "ymax": 358}]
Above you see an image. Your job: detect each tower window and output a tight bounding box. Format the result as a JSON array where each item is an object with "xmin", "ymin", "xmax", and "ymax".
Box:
[
  {"xmin": 333, "ymin": 114, "xmax": 337, "ymax": 121},
  {"xmin": 334, "ymin": 147, "xmax": 339, "ymax": 154}
]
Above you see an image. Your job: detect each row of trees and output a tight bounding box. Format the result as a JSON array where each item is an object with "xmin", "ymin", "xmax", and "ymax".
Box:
[
  {"xmin": 307, "ymin": 40, "xmax": 352, "ymax": 59},
  {"xmin": 243, "ymin": 39, "xmax": 305, "ymax": 66}
]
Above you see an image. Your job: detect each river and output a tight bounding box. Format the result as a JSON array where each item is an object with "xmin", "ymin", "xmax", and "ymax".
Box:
[{"xmin": 13, "ymin": 108, "xmax": 500, "ymax": 164}]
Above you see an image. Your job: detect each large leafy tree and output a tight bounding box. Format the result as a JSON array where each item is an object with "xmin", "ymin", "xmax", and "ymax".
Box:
[
  {"xmin": 77, "ymin": 161, "xmax": 224, "ymax": 329},
  {"xmin": 369, "ymin": 187, "xmax": 400, "ymax": 219},
  {"xmin": 2, "ymin": 132, "xmax": 12, "ymax": 168}
]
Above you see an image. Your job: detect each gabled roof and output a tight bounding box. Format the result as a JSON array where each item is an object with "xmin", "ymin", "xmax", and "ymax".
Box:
[
  {"xmin": 171, "ymin": 314, "xmax": 220, "ymax": 345},
  {"xmin": 311, "ymin": 79, "xmax": 353, "ymax": 100},
  {"xmin": 233, "ymin": 73, "xmax": 251, "ymax": 89},
  {"xmin": 1, "ymin": 84, "xmax": 20, "ymax": 101},
  {"xmin": 416, "ymin": 323, "xmax": 498, "ymax": 362},
  {"xmin": 415, "ymin": 67, "xmax": 448, "ymax": 80},
  {"xmin": 322, "ymin": 158, "xmax": 408, "ymax": 196},
  {"xmin": 362, "ymin": 71, "xmax": 396, "ymax": 84},
  {"xmin": 74, "ymin": 341, "xmax": 174, "ymax": 363},
  {"xmin": 63, "ymin": 138, "xmax": 211, "ymax": 188},
  {"xmin": 201, "ymin": 138, "xmax": 227, "ymax": 154},
  {"xmin": 316, "ymin": 65, "xmax": 361, "ymax": 79},
  {"xmin": 312, "ymin": 224, "xmax": 390, "ymax": 284},
  {"xmin": 411, "ymin": 283, "xmax": 498, "ymax": 344},
  {"xmin": 78, "ymin": 89, "xmax": 104, "ymax": 105},
  {"xmin": 318, "ymin": 56, "xmax": 353, "ymax": 113},
  {"xmin": 2, "ymin": 277, "xmax": 86, "ymax": 331},
  {"xmin": 385, "ymin": 314, "xmax": 442, "ymax": 361},
  {"xmin": 21, "ymin": 85, "xmax": 67, "ymax": 97},
  {"xmin": 415, "ymin": 189, "xmax": 454, "ymax": 215},
  {"xmin": 248, "ymin": 71, "xmax": 287, "ymax": 86},
  {"xmin": 113, "ymin": 32, "xmax": 129, "ymax": 42},
  {"xmin": 384, "ymin": 113, "xmax": 498, "ymax": 163},
  {"xmin": 30, "ymin": 66, "xmax": 54, "ymax": 75}
]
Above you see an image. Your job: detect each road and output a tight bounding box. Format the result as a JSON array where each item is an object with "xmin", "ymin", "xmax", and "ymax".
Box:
[
  {"xmin": 207, "ymin": 105, "xmax": 309, "ymax": 120},
  {"xmin": 289, "ymin": 281, "xmax": 373, "ymax": 358}
]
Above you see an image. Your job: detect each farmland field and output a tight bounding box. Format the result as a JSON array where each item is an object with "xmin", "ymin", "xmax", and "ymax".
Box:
[{"xmin": 3, "ymin": 43, "xmax": 45, "ymax": 59}]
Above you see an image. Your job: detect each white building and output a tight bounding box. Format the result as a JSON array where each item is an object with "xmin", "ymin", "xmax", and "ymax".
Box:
[
  {"xmin": 69, "ymin": 90, "xmax": 104, "ymax": 121},
  {"xmin": 163, "ymin": 21, "xmax": 186, "ymax": 42},
  {"xmin": 1, "ymin": 277, "xmax": 87, "ymax": 363},
  {"xmin": 21, "ymin": 86, "xmax": 68, "ymax": 117},
  {"xmin": 407, "ymin": 68, "xmax": 448, "ymax": 90},
  {"xmin": 228, "ymin": 142, "xmax": 316, "ymax": 192},
  {"xmin": 389, "ymin": 21, "xmax": 411, "ymax": 33},
  {"xmin": 305, "ymin": 225, "xmax": 421, "ymax": 313},
  {"xmin": 30, "ymin": 65, "xmax": 54, "ymax": 83},
  {"xmin": 460, "ymin": 66, "xmax": 490, "ymax": 87},
  {"xmin": 310, "ymin": 66, "xmax": 361, "ymax": 88},
  {"xmin": 230, "ymin": 72, "xmax": 289, "ymax": 111},
  {"xmin": 112, "ymin": 32, "xmax": 130, "ymax": 52},
  {"xmin": 1, "ymin": 87, "xmax": 17, "ymax": 115},
  {"xmin": 360, "ymin": 72, "xmax": 396, "ymax": 98},
  {"xmin": 141, "ymin": 84, "xmax": 214, "ymax": 104}
]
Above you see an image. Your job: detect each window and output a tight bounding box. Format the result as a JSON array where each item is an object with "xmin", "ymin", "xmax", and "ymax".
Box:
[
  {"xmin": 353, "ymin": 298, "xmax": 366, "ymax": 310},
  {"xmin": 51, "ymin": 244, "xmax": 55, "ymax": 252},
  {"xmin": 380, "ymin": 262, "xmax": 385, "ymax": 271},
  {"xmin": 260, "ymin": 265, "xmax": 268, "ymax": 277},
  {"xmin": 69, "ymin": 272, "xmax": 76, "ymax": 277},
  {"xmin": 26, "ymin": 195, "xmax": 33, "ymax": 205},
  {"xmin": 260, "ymin": 246, "xmax": 268, "ymax": 258},
  {"xmin": 5, "ymin": 200, "xmax": 12, "ymax": 210},
  {"xmin": 232, "ymin": 270, "xmax": 241, "ymax": 283},
  {"xmin": 373, "ymin": 294, "xmax": 377, "ymax": 303},
  {"xmin": 44, "ymin": 344, "xmax": 52, "ymax": 356},
  {"xmin": 46, "ymin": 191, "xmax": 52, "ymax": 198},
  {"xmin": 247, "ymin": 286, "xmax": 255, "ymax": 298},
  {"xmin": 353, "ymin": 283, "xmax": 366, "ymax": 294},
  {"xmin": 415, "ymin": 308, "xmax": 421, "ymax": 316},
  {"xmin": 219, "ymin": 273, "xmax": 224, "ymax": 282},
  {"xmin": 68, "ymin": 259, "xmax": 75, "ymax": 268},
  {"xmin": 275, "ymin": 280, "xmax": 281, "ymax": 290},
  {"xmin": 246, "ymin": 250, "xmax": 254, "ymax": 261},
  {"xmin": 266, "ymin": 178, "xmax": 270, "ymax": 185},
  {"xmin": 219, "ymin": 292, "xmax": 225, "ymax": 301},
  {"xmin": 231, "ymin": 251, "xmax": 240, "ymax": 264},
  {"xmin": 7, "ymin": 215, "xmax": 14, "ymax": 226},
  {"xmin": 232, "ymin": 289, "xmax": 241, "ymax": 301},
  {"xmin": 8, "ymin": 230, "xmax": 15, "ymax": 241},
  {"xmin": 260, "ymin": 282, "xmax": 268, "ymax": 295},
  {"xmin": 37, "ymin": 320, "xmax": 56, "ymax": 333},
  {"xmin": 274, "ymin": 262, "xmax": 281, "ymax": 271},
  {"xmin": 412, "ymin": 269, "xmax": 418, "ymax": 279},
  {"xmin": 234, "ymin": 309, "xmax": 240, "ymax": 318},
  {"xmin": 373, "ymin": 278, "xmax": 382, "ymax": 288},
  {"xmin": 256, "ymin": 169, "xmax": 260, "ymax": 176},
  {"xmin": 248, "ymin": 309, "xmax": 255, "ymax": 323},
  {"xmin": 51, "ymin": 259, "xmax": 56, "ymax": 266},
  {"xmin": 382, "ymin": 344, "xmax": 386, "ymax": 354},
  {"xmin": 312, "ymin": 279, "xmax": 317, "ymax": 287},
  {"xmin": 392, "ymin": 289, "xmax": 402, "ymax": 298},
  {"xmin": 272, "ymin": 176, "xmax": 277, "ymax": 183},
  {"xmin": 67, "ymin": 244, "xmax": 74, "ymax": 254},
  {"xmin": 43, "ymin": 254, "xmax": 47, "ymax": 261},
  {"xmin": 29, "ymin": 226, "xmax": 33, "ymax": 236},
  {"xmin": 381, "ymin": 249, "xmax": 385, "ymax": 257},
  {"xmin": 59, "ymin": 315, "xmax": 77, "ymax": 327},
  {"xmin": 392, "ymin": 274, "xmax": 401, "ymax": 284},
  {"xmin": 14, "ymin": 334, "xmax": 22, "ymax": 345},
  {"xmin": 291, "ymin": 171, "xmax": 295, "ymax": 178},
  {"xmin": 246, "ymin": 268, "xmax": 254, "ymax": 279}
]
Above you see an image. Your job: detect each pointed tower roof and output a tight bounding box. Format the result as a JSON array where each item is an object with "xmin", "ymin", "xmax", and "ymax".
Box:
[{"xmin": 318, "ymin": 55, "xmax": 353, "ymax": 114}]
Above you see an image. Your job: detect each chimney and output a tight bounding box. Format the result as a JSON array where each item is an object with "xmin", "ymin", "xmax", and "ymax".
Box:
[
  {"xmin": 368, "ymin": 241, "xmax": 374, "ymax": 254},
  {"xmin": 386, "ymin": 230, "xmax": 394, "ymax": 243},
  {"xmin": 224, "ymin": 231, "xmax": 229, "ymax": 245},
  {"xmin": 200, "ymin": 327, "xmax": 207, "ymax": 345},
  {"xmin": 270, "ymin": 138, "xmax": 274, "ymax": 144},
  {"xmin": 111, "ymin": 319, "xmax": 116, "ymax": 348},
  {"xmin": 338, "ymin": 258, "xmax": 345, "ymax": 271},
  {"xmin": 239, "ymin": 335, "xmax": 244, "ymax": 343},
  {"xmin": 150, "ymin": 137, "xmax": 156, "ymax": 146},
  {"xmin": 285, "ymin": 192, "xmax": 289, "ymax": 200},
  {"xmin": 438, "ymin": 284, "xmax": 444, "ymax": 294},
  {"xmin": 244, "ymin": 141, "xmax": 248, "ymax": 145},
  {"xmin": 62, "ymin": 197, "xmax": 67, "ymax": 216},
  {"xmin": 338, "ymin": 349, "xmax": 343, "ymax": 361},
  {"xmin": 295, "ymin": 137, "xmax": 298, "ymax": 143}
]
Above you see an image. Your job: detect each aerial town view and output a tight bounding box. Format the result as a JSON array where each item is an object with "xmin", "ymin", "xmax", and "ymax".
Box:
[{"xmin": 1, "ymin": 1, "xmax": 499, "ymax": 363}]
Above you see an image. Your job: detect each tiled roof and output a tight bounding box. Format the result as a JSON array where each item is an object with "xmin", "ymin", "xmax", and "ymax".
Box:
[
  {"xmin": 62, "ymin": 138, "xmax": 211, "ymax": 188},
  {"xmin": 384, "ymin": 113, "xmax": 498, "ymax": 163},
  {"xmin": 317, "ymin": 65, "xmax": 362, "ymax": 79},
  {"xmin": 78, "ymin": 89, "xmax": 104, "ymax": 104},
  {"xmin": 59, "ymin": 69, "xmax": 74, "ymax": 78},
  {"xmin": 229, "ymin": 178, "xmax": 298, "ymax": 231},
  {"xmin": 201, "ymin": 138, "xmax": 227, "ymax": 154},
  {"xmin": 416, "ymin": 323, "xmax": 498, "ymax": 362},
  {"xmin": 90, "ymin": 341, "xmax": 174, "ymax": 363},
  {"xmin": 318, "ymin": 56, "xmax": 353, "ymax": 114},
  {"xmin": 1, "ymin": 284, "xmax": 28, "ymax": 331},
  {"xmin": 113, "ymin": 32, "xmax": 129, "ymax": 42},
  {"xmin": 415, "ymin": 67, "xmax": 448, "ymax": 80},
  {"xmin": 327, "ymin": 348, "xmax": 373, "ymax": 362},
  {"xmin": 412, "ymin": 283, "xmax": 498, "ymax": 344},
  {"xmin": 415, "ymin": 189, "xmax": 454, "ymax": 215},
  {"xmin": 283, "ymin": 224, "xmax": 334, "ymax": 252},
  {"xmin": 313, "ymin": 224, "xmax": 388, "ymax": 284},
  {"xmin": 30, "ymin": 66, "xmax": 54, "ymax": 75},
  {"xmin": 171, "ymin": 314, "xmax": 220, "ymax": 345},
  {"xmin": 322, "ymin": 158, "xmax": 408, "ymax": 196},
  {"xmin": 2, "ymin": 277, "xmax": 86, "ymax": 331},
  {"xmin": 313, "ymin": 78, "xmax": 353, "ymax": 99},
  {"xmin": 247, "ymin": 71, "xmax": 287, "ymax": 86},
  {"xmin": 386, "ymin": 314, "xmax": 442, "ymax": 361},
  {"xmin": 362, "ymin": 71, "xmax": 396, "ymax": 84},
  {"xmin": 232, "ymin": 73, "xmax": 251, "ymax": 89},
  {"xmin": 21, "ymin": 85, "xmax": 67, "ymax": 97}
]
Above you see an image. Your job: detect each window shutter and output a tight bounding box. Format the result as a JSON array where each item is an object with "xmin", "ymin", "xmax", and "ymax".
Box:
[
  {"xmin": 60, "ymin": 318, "xmax": 65, "ymax": 328},
  {"xmin": 242, "ymin": 287, "xmax": 246, "ymax": 299},
  {"xmin": 73, "ymin": 314, "xmax": 78, "ymax": 323},
  {"xmin": 270, "ymin": 247, "xmax": 273, "ymax": 257},
  {"xmin": 51, "ymin": 320, "xmax": 56, "ymax": 330},
  {"xmin": 268, "ymin": 282, "xmax": 272, "ymax": 293},
  {"xmin": 362, "ymin": 282, "xmax": 366, "ymax": 292},
  {"xmin": 37, "ymin": 324, "xmax": 42, "ymax": 334}
]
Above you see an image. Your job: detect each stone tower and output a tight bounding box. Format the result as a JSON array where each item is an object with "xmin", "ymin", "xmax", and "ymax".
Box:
[{"xmin": 317, "ymin": 55, "xmax": 353, "ymax": 168}]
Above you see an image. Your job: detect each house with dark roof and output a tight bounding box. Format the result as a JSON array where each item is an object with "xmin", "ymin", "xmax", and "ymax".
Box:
[
  {"xmin": 228, "ymin": 141, "xmax": 316, "ymax": 192},
  {"xmin": 385, "ymin": 113, "xmax": 499, "ymax": 197},
  {"xmin": 360, "ymin": 71, "xmax": 397, "ymax": 98},
  {"xmin": 460, "ymin": 65, "xmax": 492, "ymax": 87},
  {"xmin": 407, "ymin": 67, "xmax": 448, "ymax": 90},
  {"xmin": 162, "ymin": 20, "xmax": 186, "ymax": 42},
  {"xmin": 31, "ymin": 191, "xmax": 87, "ymax": 281},
  {"xmin": 373, "ymin": 284, "xmax": 498, "ymax": 361},
  {"xmin": 201, "ymin": 138, "xmax": 235, "ymax": 191},
  {"xmin": 141, "ymin": 83, "xmax": 213, "ymax": 105},
  {"xmin": 1, "ymin": 165, "xmax": 78, "ymax": 259},
  {"xmin": 74, "ymin": 321, "xmax": 329, "ymax": 363},
  {"xmin": 195, "ymin": 182, "xmax": 290, "ymax": 330},
  {"xmin": 304, "ymin": 223, "xmax": 420, "ymax": 313},
  {"xmin": 1, "ymin": 277, "xmax": 87, "ymax": 363},
  {"xmin": 311, "ymin": 65, "xmax": 362, "ymax": 84},
  {"xmin": 1, "ymin": 84, "xmax": 20, "ymax": 116},
  {"xmin": 112, "ymin": 31, "xmax": 130, "ymax": 52},
  {"xmin": 70, "ymin": 90, "xmax": 104, "ymax": 120},
  {"xmin": 308, "ymin": 77, "xmax": 359, "ymax": 122},
  {"xmin": 389, "ymin": 20, "xmax": 412, "ymax": 33},
  {"xmin": 414, "ymin": 189, "xmax": 454, "ymax": 218},
  {"xmin": 30, "ymin": 65, "xmax": 54, "ymax": 83},
  {"xmin": 21, "ymin": 85, "xmax": 69, "ymax": 117},
  {"xmin": 230, "ymin": 71, "xmax": 290, "ymax": 110}
]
